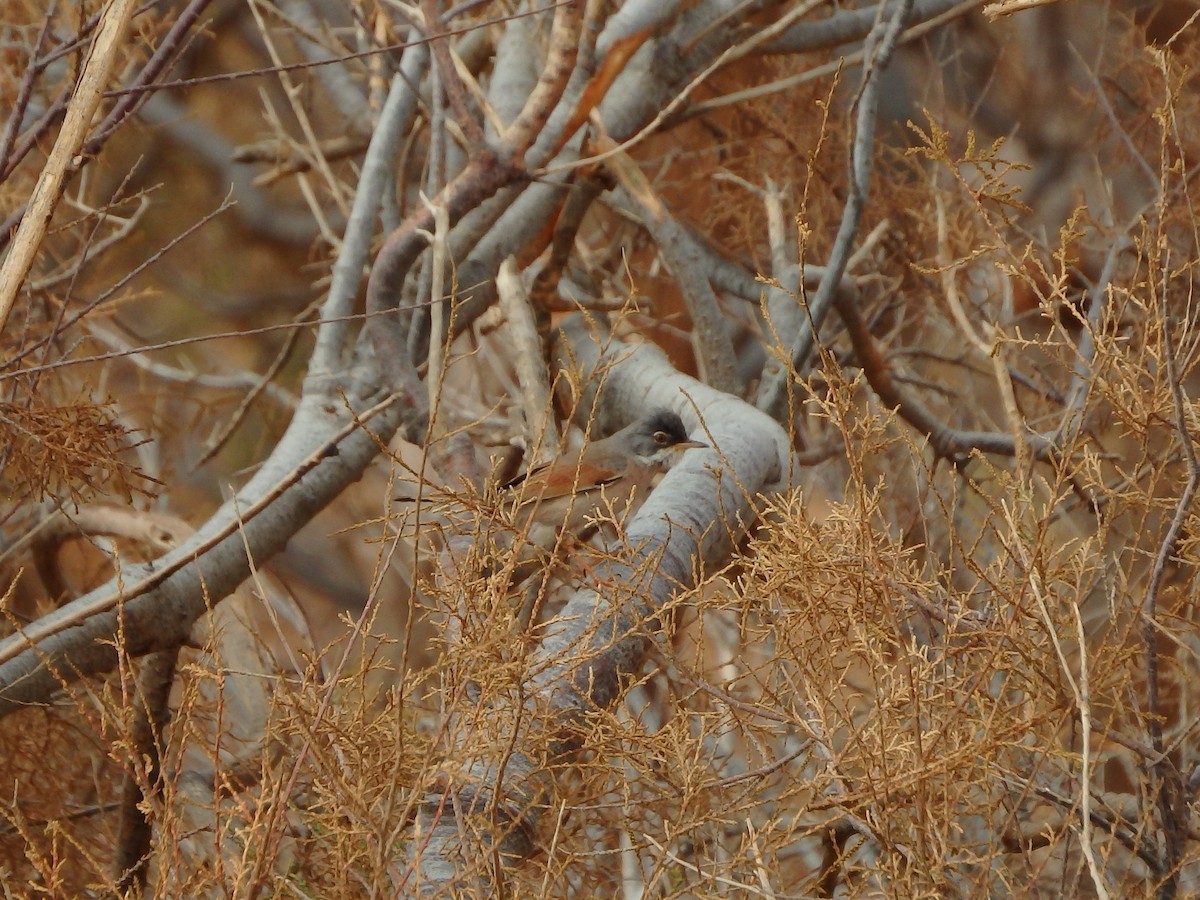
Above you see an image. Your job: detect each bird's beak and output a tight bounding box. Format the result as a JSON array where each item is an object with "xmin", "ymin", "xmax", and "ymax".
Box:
[{"xmin": 678, "ymin": 438, "xmax": 707, "ymax": 451}]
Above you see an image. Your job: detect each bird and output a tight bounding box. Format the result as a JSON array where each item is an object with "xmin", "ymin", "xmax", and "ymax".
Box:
[
  {"xmin": 424, "ymin": 410, "xmax": 705, "ymax": 627},
  {"xmin": 421, "ymin": 410, "xmax": 704, "ymax": 619},
  {"xmin": 505, "ymin": 408, "xmax": 707, "ymax": 539}
]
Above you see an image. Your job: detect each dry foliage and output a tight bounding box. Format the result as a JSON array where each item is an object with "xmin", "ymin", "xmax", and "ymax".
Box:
[{"xmin": 2, "ymin": 1, "xmax": 1200, "ymax": 897}]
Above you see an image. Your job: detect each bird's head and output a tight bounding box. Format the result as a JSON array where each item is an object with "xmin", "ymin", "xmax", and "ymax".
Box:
[{"xmin": 623, "ymin": 409, "xmax": 707, "ymax": 468}]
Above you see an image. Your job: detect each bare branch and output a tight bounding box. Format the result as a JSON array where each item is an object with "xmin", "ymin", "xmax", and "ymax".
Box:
[
  {"xmin": 757, "ymin": 0, "xmax": 915, "ymax": 421},
  {"xmin": 832, "ymin": 285, "xmax": 1055, "ymax": 461},
  {"xmin": 496, "ymin": 258, "xmax": 559, "ymax": 463},
  {"xmin": 605, "ymin": 151, "xmax": 739, "ymax": 394},
  {"xmin": 366, "ymin": 1, "xmax": 582, "ymax": 450},
  {"xmin": 0, "ymin": 0, "xmax": 138, "ymax": 335}
]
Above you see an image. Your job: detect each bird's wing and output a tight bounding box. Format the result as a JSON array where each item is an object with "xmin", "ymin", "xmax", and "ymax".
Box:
[{"xmin": 506, "ymin": 455, "xmax": 624, "ymax": 503}]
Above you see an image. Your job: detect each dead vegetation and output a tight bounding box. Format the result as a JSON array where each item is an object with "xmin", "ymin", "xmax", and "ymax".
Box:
[{"xmin": 2, "ymin": 0, "xmax": 1200, "ymax": 896}]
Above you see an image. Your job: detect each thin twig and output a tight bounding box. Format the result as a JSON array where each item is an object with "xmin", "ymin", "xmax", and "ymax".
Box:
[{"xmin": 1073, "ymin": 601, "xmax": 1110, "ymax": 900}]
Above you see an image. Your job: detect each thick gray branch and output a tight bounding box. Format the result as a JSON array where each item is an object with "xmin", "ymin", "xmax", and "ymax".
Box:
[
  {"xmin": 0, "ymin": 374, "xmax": 401, "ymax": 714},
  {"xmin": 763, "ymin": 0, "xmax": 964, "ymax": 54}
]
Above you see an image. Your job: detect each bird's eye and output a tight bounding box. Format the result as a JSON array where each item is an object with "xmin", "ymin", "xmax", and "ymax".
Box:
[{"xmin": 653, "ymin": 430, "xmax": 669, "ymax": 445}]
